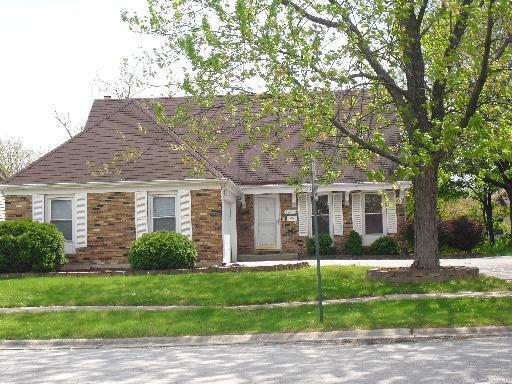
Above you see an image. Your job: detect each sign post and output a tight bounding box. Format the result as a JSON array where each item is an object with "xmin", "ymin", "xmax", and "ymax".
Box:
[{"xmin": 310, "ymin": 158, "xmax": 324, "ymax": 322}]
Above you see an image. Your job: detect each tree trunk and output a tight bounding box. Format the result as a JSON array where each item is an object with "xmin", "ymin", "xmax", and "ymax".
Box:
[
  {"xmin": 412, "ymin": 165, "xmax": 440, "ymax": 270},
  {"xmin": 483, "ymin": 190, "xmax": 495, "ymax": 244}
]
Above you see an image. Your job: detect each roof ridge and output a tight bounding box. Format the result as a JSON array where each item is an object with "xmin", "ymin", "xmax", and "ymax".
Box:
[
  {"xmin": 133, "ymin": 100, "xmax": 226, "ymax": 180},
  {"xmin": 5, "ymin": 100, "xmax": 134, "ymax": 185}
]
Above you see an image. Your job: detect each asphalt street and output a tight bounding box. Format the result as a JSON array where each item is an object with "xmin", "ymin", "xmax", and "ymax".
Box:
[{"xmin": 2, "ymin": 336, "xmax": 511, "ymax": 383}]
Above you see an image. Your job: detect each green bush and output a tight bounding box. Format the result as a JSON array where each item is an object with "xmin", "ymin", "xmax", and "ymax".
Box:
[
  {"xmin": 368, "ymin": 236, "xmax": 400, "ymax": 255},
  {"xmin": 129, "ymin": 231, "xmax": 198, "ymax": 270},
  {"xmin": 307, "ymin": 233, "xmax": 335, "ymax": 255},
  {"xmin": 0, "ymin": 220, "xmax": 66, "ymax": 273},
  {"xmin": 345, "ymin": 230, "xmax": 363, "ymax": 255}
]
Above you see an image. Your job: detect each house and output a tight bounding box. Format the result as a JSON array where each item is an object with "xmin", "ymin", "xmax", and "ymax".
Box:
[
  {"xmin": 0, "ymin": 169, "xmax": 5, "ymax": 222},
  {"xmin": 0, "ymin": 96, "xmax": 410, "ymax": 269}
]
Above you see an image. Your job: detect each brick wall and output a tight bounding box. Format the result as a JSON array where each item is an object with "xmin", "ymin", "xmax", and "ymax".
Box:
[
  {"xmin": 191, "ymin": 189, "xmax": 223, "ymax": 262},
  {"xmin": 5, "ymin": 195, "xmax": 32, "ymax": 220},
  {"xmin": 237, "ymin": 192, "xmax": 407, "ymax": 256},
  {"xmin": 73, "ymin": 192, "xmax": 136, "ymax": 266}
]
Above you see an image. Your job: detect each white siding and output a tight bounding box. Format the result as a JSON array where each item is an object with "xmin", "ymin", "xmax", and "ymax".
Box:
[
  {"xmin": 332, "ymin": 192, "xmax": 344, "ymax": 236},
  {"xmin": 32, "ymin": 195, "xmax": 45, "ymax": 223},
  {"xmin": 351, "ymin": 192, "xmax": 363, "ymax": 235},
  {"xmin": 179, "ymin": 190, "xmax": 192, "ymax": 239},
  {"xmin": 75, "ymin": 193, "xmax": 87, "ymax": 248},
  {"xmin": 386, "ymin": 190, "xmax": 398, "ymax": 234},
  {"xmin": 298, "ymin": 193, "xmax": 309, "ymax": 237},
  {"xmin": 135, "ymin": 191, "xmax": 148, "ymax": 238}
]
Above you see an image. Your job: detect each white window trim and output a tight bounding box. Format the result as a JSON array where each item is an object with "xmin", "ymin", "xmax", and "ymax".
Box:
[
  {"xmin": 362, "ymin": 192, "xmax": 387, "ymax": 244},
  {"xmin": 148, "ymin": 193, "xmax": 179, "ymax": 233},
  {"xmin": 308, "ymin": 192, "xmax": 334, "ymax": 238},
  {"xmin": 45, "ymin": 195, "xmax": 76, "ymax": 254}
]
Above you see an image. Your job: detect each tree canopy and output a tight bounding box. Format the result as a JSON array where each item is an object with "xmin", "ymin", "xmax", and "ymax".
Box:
[{"xmin": 124, "ymin": 0, "xmax": 512, "ymax": 269}]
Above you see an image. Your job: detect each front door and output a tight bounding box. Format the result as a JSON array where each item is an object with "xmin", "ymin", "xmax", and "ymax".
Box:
[{"xmin": 255, "ymin": 195, "xmax": 280, "ymax": 250}]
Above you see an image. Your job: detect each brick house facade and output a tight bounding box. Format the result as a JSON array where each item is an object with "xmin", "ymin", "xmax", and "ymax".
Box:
[{"xmin": 1, "ymin": 97, "xmax": 410, "ymax": 268}]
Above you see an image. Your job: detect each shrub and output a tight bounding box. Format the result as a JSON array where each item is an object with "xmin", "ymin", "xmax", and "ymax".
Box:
[
  {"xmin": 446, "ymin": 216, "xmax": 484, "ymax": 251},
  {"xmin": 407, "ymin": 217, "xmax": 484, "ymax": 252},
  {"xmin": 345, "ymin": 230, "xmax": 363, "ymax": 255},
  {"xmin": 368, "ymin": 236, "xmax": 400, "ymax": 255},
  {"xmin": 307, "ymin": 233, "xmax": 335, "ymax": 255},
  {"xmin": 129, "ymin": 231, "xmax": 198, "ymax": 270},
  {"xmin": 0, "ymin": 220, "xmax": 66, "ymax": 273}
]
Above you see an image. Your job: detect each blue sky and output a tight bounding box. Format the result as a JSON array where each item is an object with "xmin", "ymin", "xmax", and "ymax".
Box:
[{"xmin": 0, "ymin": 0, "xmax": 152, "ymax": 151}]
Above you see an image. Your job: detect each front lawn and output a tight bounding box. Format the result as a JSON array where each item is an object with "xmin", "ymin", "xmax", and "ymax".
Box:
[
  {"xmin": 0, "ymin": 297, "xmax": 511, "ymax": 339},
  {"xmin": 0, "ymin": 266, "xmax": 510, "ymax": 307}
]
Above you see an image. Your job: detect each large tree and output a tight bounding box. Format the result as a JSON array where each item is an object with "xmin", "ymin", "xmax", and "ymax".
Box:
[{"xmin": 124, "ymin": 0, "xmax": 512, "ymax": 269}]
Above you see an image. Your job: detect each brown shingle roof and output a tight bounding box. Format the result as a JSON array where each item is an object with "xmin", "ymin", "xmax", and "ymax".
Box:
[{"xmin": 5, "ymin": 96, "xmax": 399, "ymax": 186}]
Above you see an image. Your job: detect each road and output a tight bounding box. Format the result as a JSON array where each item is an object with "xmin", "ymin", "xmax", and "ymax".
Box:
[
  {"xmin": 2, "ymin": 337, "xmax": 511, "ymax": 383},
  {"xmin": 240, "ymin": 256, "xmax": 512, "ymax": 280}
]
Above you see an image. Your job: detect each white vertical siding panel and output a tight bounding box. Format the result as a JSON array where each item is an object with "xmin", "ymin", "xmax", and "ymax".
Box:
[
  {"xmin": 351, "ymin": 192, "xmax": 363, "ymax": 235},
  {"xmin": 135, "ymin": 191, "xmax": 148, "ymax": 238},
  {"xmin": 386, "ymin": 190, "xmax": 398, "ymax": 234},
  {"xmin": 298, "ymin": 193, "xmax": 309, "ymax": 237},
  {"xmin": 32, "ymin": 195, "xmax": 45, "ymax": 223},
  {"xmin": 75, "ymin": 193, "xmax": 87, "ymax": 248},
  {"xmin": 179, "ymin": 190, "xmax": 192, "ymax": 239},
  {"xmin": 332, "ymin": 192, "xmax": 344, "ymax": 236}
]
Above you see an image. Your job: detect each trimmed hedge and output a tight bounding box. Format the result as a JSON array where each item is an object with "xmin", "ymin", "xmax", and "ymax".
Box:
[
  {"xmin": 0, "ymin": 220, "xmax": 67, "ymax": 273},
  {"xmin": 306, "ymin": 233, "xmax": 335, "ymax": 255},
  {"xmin": 368, "ymin": 236, "xmax": 400, "ymax": 255},
  {"xmin": 345, "ymin": 230, "xmax": 363, "ymax": 255},
  {"xmin": 129, "ymin": 231, "xmax": 198, "ymax": 270}
]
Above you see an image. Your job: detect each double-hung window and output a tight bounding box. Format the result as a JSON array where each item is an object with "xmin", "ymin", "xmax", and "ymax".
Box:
[
  {"xmin": 311, "ymin": 194, "xmax": 331, "ymax": 235},
  {"xmin": 364, "ymin": 194, "xmax": 383, "ymax": 234},
  {"xmin": 49, "ymin": 198, "xmax": 73, "ymax": 241},
  {"xmin": 150, "ymin": 195, "xmax": 176, "ymax": 232}
]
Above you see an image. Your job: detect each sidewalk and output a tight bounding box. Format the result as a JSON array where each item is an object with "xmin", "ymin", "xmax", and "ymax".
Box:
[
  {"xmin": 1, "ymin": 290, "xmax": 511, "ymax": 314},
  {"xmin": 1, "ymin": 326, "xmax": 511, "ymax": 350}
]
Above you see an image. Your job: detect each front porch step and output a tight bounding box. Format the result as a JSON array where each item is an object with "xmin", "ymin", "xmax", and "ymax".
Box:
[{"xmin": 237, "ymin": 253, "xmax": 299, "ymax": 262}]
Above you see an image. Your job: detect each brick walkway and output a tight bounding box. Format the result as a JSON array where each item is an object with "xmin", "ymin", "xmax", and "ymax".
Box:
[{"xmin": 1, "ymin": 290, "xmax": 511, "ymax": 314}]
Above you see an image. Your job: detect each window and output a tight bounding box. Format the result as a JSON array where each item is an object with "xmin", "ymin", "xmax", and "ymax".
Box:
[
  {"xmin": 312, "ymin": 194, "xmax": 330, "ymax": 235},
  {"xmin": 50, "ymin": 199, "xmax": 73, "ymax": 241},
  {"xmin": 364, "ymin": 194, "xmax": 383, "ymax": 234},
  {"xmin": 151, "ymin": 196, "xmax": 176, "ymax": 232}
]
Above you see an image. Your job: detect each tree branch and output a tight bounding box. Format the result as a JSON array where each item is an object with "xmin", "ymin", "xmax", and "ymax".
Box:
[
  {"xmin": 330, "ymin": 117, "xmax": 403, "ymax": 165},
  {"xmin": 458, "ymin": 0, "xmax": 495, "ymax": 129}
]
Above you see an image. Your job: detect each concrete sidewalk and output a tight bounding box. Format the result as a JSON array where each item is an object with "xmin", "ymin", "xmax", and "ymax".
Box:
[
  {"xmin": 1, "ymin": 290, "xmax": 511, "ymax": 314},
  {"xmin": 1, "ymin": 326, "xmax": 511, "ymax": 350}
]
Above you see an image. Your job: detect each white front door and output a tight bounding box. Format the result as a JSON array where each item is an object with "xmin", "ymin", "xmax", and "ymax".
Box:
[{"xmin": 255, "ymin": 195, "xmax": 280, "ymax": 250}]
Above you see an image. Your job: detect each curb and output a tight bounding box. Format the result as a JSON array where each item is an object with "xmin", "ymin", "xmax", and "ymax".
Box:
[{"xmin": 1, "ymin": 326, "xmax": 511, "ymax": 350}]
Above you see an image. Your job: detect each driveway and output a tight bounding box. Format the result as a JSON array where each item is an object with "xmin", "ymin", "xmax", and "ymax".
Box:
[
  {"xmin": 2, "ymin": 337, "xmax": 511, "ymax": 383},
  {"xmin": 239, "ymin": 256, "xmax": 512, "ymax": 280}
]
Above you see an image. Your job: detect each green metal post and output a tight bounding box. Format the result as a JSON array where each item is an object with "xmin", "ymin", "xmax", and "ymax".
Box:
[{"xmin": 310, "ymin": 158, "xmax": 324, "ymax": 322}]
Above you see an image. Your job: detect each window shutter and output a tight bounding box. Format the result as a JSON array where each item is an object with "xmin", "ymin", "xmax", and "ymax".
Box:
[
  {"xmin": 351, "ymin": 192, "xmax": 363, "ymax": 235},
  {"xmin": 386, "ymin": 190, "xmax": 398, "ymax": 234},
  {"xmin": 179, "ymin": 190, "xmax": 192, "ymax": 239},
  {"xmin": 135, "ymin": 191, "xmax": 148, "ymax": 238},
  {"xmin": 75, "ymin": 193, "xmax": 87, "ymax": 248},
  {"xmin": 298, "ymin": 193, "xmax": 309, "ymax": 237},
  {"xmin": 32, "ymin": 195, "xmax": 45, "ymax": 223},
  {"xmin": 332, "ymin": 192, "xmax": 344, "ymax": 236},
  {"xmin": 0, "ymin": 193, "xmax": 5, "ymax": 222}
]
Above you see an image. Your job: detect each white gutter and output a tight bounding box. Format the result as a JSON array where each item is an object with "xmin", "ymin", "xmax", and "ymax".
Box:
[{"xmin": 240, "ymin": 181, "xmax": 412, "ymax": 195}]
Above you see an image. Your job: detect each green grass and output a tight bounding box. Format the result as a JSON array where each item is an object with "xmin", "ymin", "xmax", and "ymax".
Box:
[
  {"xmin": 1, "ymin": 297, "xmax": 511, "ymax": 339},
  {"xmin": 0, "ymin": 266, "xmax": 510, "ymax": 307}
]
